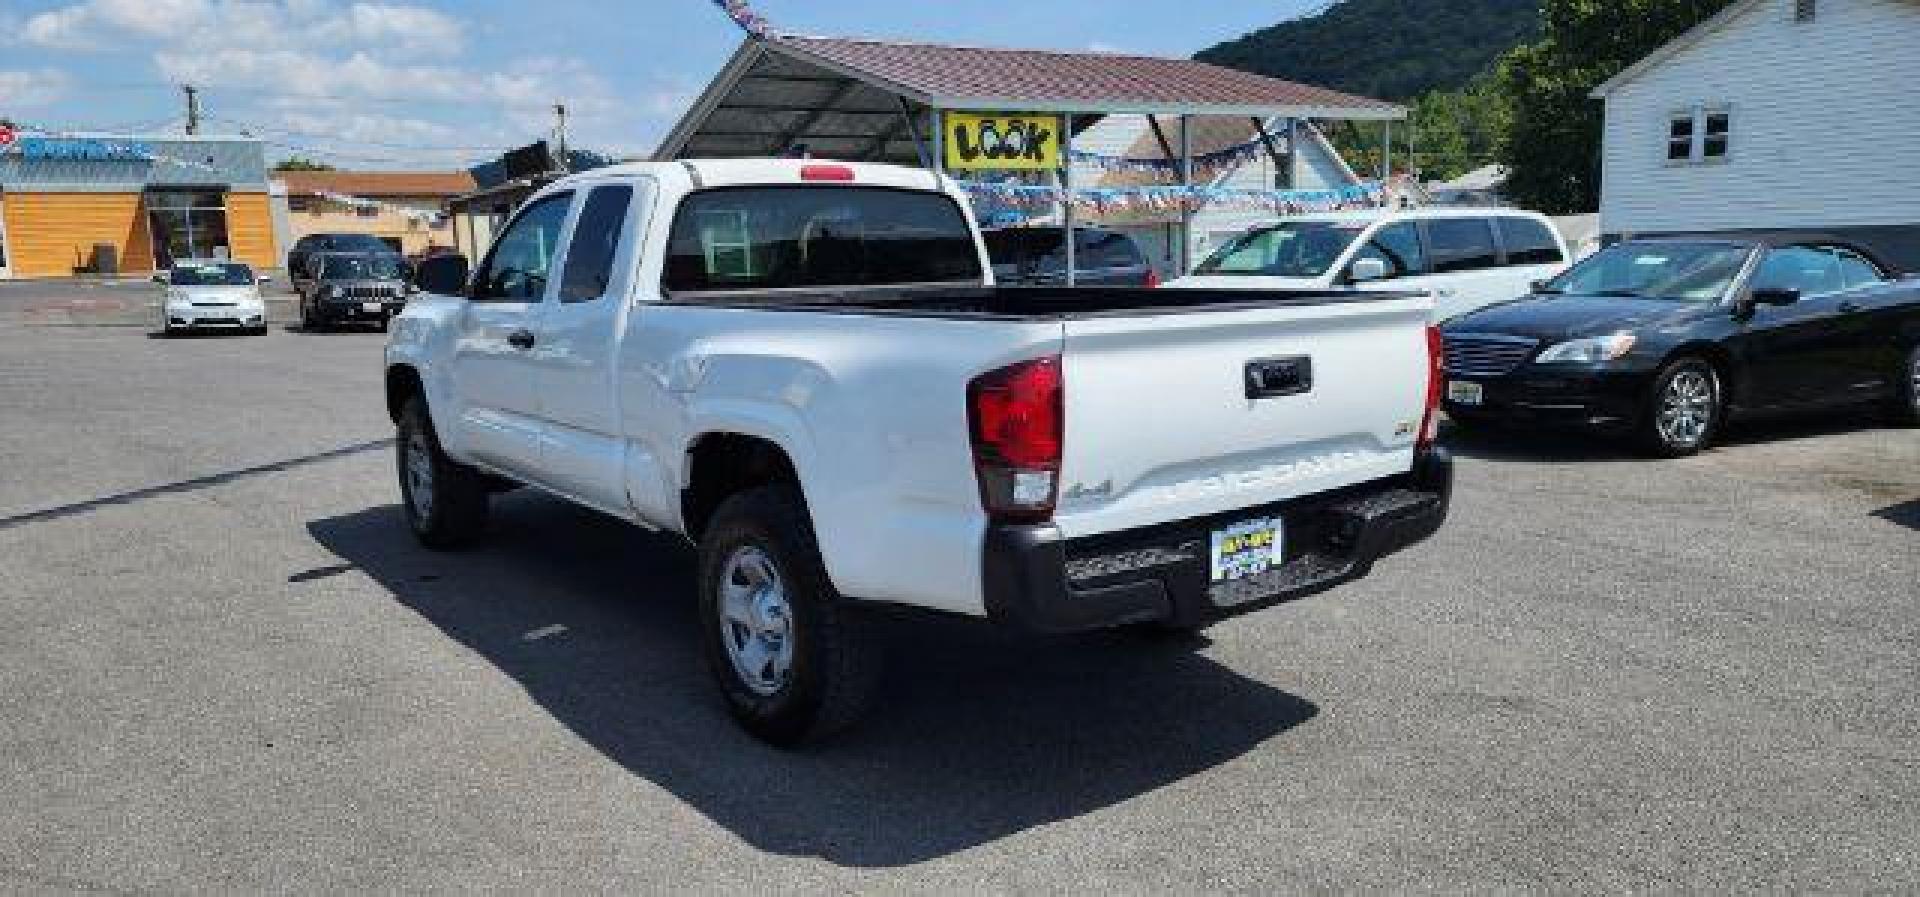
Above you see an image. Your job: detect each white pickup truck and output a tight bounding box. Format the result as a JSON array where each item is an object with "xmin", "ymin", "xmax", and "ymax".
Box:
[{"xmin": 385, "ymin": 159, "xmax": 1453, "ymax": 745}]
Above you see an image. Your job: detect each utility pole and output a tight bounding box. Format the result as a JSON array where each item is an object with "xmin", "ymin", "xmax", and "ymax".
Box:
[
  {"xmin": 553, "ymin": 102, "xmax": 569, "ymax": 172},
  {"xmin": 182, "ymin": 84, "xmax": 201, "ymax": 135}
]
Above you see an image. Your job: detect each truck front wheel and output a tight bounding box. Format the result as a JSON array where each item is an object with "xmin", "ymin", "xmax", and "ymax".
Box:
[
  {"xmin": 698, "ymin": 485, "xmax": 880, "ymax": 746},
  {"xmin": 396, "ymin": 396, "xmax": 490, "ymax": 548}
]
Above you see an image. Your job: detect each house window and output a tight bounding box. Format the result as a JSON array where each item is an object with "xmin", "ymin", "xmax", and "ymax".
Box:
[
  {"xmin": 1793, "ymin": 0, "xmax": 1816, "ymax": 22},
  {"xmin": 1702, "ymin": 109, "xmax": 1731, "ymax": 160},
  {"xmin": 1667, "ymin": 113, "xmax": 1695, "ymax": 162},
  {"xmin": 1666, "ymin": 105, "xmax": 1732, "ymax": 165}
]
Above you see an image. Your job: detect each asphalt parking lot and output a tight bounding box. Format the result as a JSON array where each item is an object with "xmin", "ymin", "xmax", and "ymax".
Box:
[{"xmin": 2, "ymin": 288, "xmax": 1917, "ymax": 890}]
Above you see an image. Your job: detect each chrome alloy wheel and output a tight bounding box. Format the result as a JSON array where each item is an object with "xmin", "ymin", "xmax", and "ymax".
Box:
[
  {"xmin": 404, "ymin": 430, "xmax": 435, "ymax": 520},
  {"xmin": 1657, "ymin": 368, "xmax": 1716, "ymax": 448},
  {"xmin": 718, "ymin": 546, "xmax": 795, "ymax": 696}
]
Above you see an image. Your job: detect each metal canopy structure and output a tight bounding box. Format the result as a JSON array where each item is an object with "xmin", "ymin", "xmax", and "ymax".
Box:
[
  {"xmin": 656, "ymin": 34, "xmax": 1407, "ymax": 281},
  {"xmin": 657, "ymin": 35, "xmax": 1404, "ymax": 165}
]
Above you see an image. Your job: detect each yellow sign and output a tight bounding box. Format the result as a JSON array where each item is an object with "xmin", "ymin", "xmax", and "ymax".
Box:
[{"xmin": 943, "ymin": 113, "xmax": 1062, "ymax": 171}]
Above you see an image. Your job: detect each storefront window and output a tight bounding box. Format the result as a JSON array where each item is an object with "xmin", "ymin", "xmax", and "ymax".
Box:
[{"xmin": 146, "ymin": 190, "xmax": 230, "ymax": 267}]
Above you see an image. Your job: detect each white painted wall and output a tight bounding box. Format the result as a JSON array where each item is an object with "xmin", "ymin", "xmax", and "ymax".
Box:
[{"xmin": 1598, "ymin": 0, "xmax": 1920, "ymax": 235}]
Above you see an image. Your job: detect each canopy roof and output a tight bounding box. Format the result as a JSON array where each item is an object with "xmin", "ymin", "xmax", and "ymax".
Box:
[{"xmin": 657, "ymin": 35, "xmax": 1404, "ymax": 165}]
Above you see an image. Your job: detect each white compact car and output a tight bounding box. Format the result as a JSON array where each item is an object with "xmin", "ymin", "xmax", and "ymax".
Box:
[
  {"xmin": 1168, "ymin": 209, "xmax": 1571, "ymax": 322},
  {"xmin": 157, "ymin": 260, "xmax": 271, "ymax": 335}
]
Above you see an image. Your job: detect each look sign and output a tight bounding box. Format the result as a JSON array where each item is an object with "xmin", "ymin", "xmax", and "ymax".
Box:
[{"xmin": 944, "ymin": 113, "xmax": 1061, "ymax": 171}]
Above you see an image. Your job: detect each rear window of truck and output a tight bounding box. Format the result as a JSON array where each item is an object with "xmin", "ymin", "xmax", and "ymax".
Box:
[{"xmin": 663, "ymin": 187, "xmax": 983, "ymax": 292}]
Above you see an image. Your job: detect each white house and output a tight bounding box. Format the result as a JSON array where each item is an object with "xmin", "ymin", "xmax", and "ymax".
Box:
[
  {"xmin": 1590, "ymin": 0, "xmax": 1920, "ymax": 269},
  {"xmin": 1067, "ymin": 116, "xmax": 1370, "ymax": 274}
]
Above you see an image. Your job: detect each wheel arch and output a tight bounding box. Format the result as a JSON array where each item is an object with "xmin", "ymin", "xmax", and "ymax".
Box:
[
  {"xmin": 681, "ymin": 432, "xmax": 806, "ymax": 542},
  {"xmin": 1659, "ymin": 342, "xmax": 1740, "ymax": 406},
  {"xmin": 385, "ymin": 364, "xmax": 425, "ymax": 424}
]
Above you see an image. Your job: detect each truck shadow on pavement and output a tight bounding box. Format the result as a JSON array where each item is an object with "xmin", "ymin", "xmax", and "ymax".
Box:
[{"xmin": 307, "ymin": 496, "xmax": 1319, "ymax": 867}]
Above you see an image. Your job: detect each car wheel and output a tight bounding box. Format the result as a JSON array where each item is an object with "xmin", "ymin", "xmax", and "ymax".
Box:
[
  {"xmin": 699, "ymin": 485, "xmax": 880, "ymax": 747},
  {"xmin": 1639, "ymin": 357, "xmax": 1721, "ymax": 458},
  {"xmin": 375, "ymin": 315, "xmax": 390, "ymax": 333},
  {"xmin": 1888, "ymin": 344, "xmax": 1920, "ymax": 427},
  {"xmin": 396, "ymin": 396, "xmax": 490, "ymax": 549}
]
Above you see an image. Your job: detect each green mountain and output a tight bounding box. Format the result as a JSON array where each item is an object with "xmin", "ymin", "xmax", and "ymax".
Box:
[{"xmin": 1195, "ymin": 0, "xmax": 1542, "ymax": 102}]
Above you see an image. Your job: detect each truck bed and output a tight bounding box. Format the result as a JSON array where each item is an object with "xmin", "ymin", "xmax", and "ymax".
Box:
[{"xmin": 661, "ymin": 285, "xmax": 1423, "ymax": 319}]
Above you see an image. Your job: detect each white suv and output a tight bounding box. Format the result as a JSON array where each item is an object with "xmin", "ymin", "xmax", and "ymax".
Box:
[{"xmin": 1169, "ymin": 209, "xmax": 1571, "ymax": 322}]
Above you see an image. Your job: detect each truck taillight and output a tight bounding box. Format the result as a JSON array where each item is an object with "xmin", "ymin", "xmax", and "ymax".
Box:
[
  {"xmin": 1143, "ymin": 268, "xmax": 1161, "ymax": 289},
  {"xmin": 968, "ymin": 356, "xmax": 1063, "ymax": 523},
  {"xmin": 1418, "ymin": 325, "xmax": 1443, "ymax": 450}
]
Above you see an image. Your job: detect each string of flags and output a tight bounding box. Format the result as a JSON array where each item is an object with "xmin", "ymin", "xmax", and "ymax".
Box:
[
  {"xmin": 309, "ymin": 190, "xmax": 447, "ymax": 227},
  {"xmin": 959, "ymin": 180, "xmax": 1388, "ymax": 218},
  {"xmin": 1067, "ymin": 136, "xmax": 1280, "ymax": 183},
  {"xmin": 709, "ymin": 0, "xmax": 772, "ymax": 36}
]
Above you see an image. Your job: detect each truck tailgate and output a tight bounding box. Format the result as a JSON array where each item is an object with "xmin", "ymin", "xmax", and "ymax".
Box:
[{"xmin": 1053, "ymin": 296, "xmax": 1433, "ymax": 539}]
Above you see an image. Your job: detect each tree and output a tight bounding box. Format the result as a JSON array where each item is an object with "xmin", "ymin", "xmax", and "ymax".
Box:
[
  {"xmin": 273, "ymin": 156, "xmax": 336, "ymax": 172},
  {"xmin": 1498, "ymin": 0, "xmax": 1735, "ymax": 213}
]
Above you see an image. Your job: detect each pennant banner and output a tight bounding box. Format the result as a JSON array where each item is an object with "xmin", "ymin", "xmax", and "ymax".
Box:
[
  {"xmin": 710, "ymin": 0, "xmax": 771, "ymax": 36},
  {"xmin": 960, "ymin": 179, "xmax": 1387, "ymax": 219},
  {"xmin": 1067, "ymin": 136, "xmax": 1278, "ymax": 183}
]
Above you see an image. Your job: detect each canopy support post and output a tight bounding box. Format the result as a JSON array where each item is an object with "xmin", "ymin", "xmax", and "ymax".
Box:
[
  {"xmin": 899, "ymin": 96, "xmax": 930, "ymax": 169},
  {"xmin": 1179, "ymin": 113, "xmax": 1193, "ymax": 277},
  {"xmin": 1062, "ymin": 113, "xmax": 1076, "ymax": 287}
]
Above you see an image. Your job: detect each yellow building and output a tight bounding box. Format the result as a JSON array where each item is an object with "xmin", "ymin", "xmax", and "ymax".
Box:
[
  {"xmin": 277, "ymin": 171, "xmax": 475, "ymax": 259},
  {"xmin": 0, "ymin": 135, "xmax": 279, "ymax": 279}
]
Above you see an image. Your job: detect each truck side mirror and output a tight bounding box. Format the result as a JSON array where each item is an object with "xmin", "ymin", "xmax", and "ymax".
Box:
[
  {"xmin": 1348, "ymin": 257, "xmax": 1389, "ymax": 283},
  {"xmin": 413, "ymin": 254, "xmax": 470, "ymax": 296}
]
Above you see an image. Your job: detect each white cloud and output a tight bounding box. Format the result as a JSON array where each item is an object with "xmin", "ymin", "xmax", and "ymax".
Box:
[
  {"xmin": 0, "ymin": 69, "xmax": 74, "ymax": 108},
  {"xmin": 16, "ymin": 0, "xmax": 663, "ymax": 167},
  {"xmin": 21, "ymin": 0, "xmax": 462, "ymax": 56}
]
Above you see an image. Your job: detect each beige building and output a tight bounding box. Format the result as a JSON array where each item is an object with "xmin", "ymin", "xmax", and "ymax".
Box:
[{"xmin": 277, "ymin": 170, "xmax": 475, "ymax": 258}]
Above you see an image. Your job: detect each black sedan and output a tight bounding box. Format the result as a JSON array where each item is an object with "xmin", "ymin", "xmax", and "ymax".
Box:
[{"xmin": 1440, "ymin": 235, "xmax": 1920, "ymax": 456}]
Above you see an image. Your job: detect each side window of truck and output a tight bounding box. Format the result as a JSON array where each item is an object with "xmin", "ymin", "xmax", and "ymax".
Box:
[
  {"xmin": 1496, "ymin": 217, "xmax": 1565, "ymax": 266},
  {"xmin": 559, "ymin": 185, "xmax": 634, "ymax": 303},
  {"xmin": 1347, "ymin": 222, "xmax": 1427, "ymax": 279},
  {"xmin": 1426, "ymin": 218, "xmax": 1500, "ymax": 273},
  {"xmin": 472, "ymin": 192, "xmax": 573, "ymax": 302}
]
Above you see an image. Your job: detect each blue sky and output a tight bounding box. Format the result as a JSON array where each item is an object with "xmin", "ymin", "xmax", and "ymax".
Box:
[{"xmin": 0, "ymin": 0, "xmax": 1319, "ymax": 169}]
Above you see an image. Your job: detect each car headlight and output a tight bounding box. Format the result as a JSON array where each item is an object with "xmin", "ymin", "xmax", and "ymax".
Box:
[
  {"xmin": 327, "ymin": 285, "xmax": 345, "ymax": 299},
  {"xmin": 1535, "ymin": 332, "xmax": 1638, "ymax": 364}
]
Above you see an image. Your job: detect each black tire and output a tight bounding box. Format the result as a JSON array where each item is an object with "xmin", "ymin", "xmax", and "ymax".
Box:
[
  {"xmin": 375, "ymin": 315, "xmax": 390, "ymax": 333},
  {"xmin": 396, "ymin": 396, "xmax": 490, "ymax": 549},
  {"xmin": 698, "ymin": 485, "xmax": 881, "ymax": 747},
  {"xmin": 299, "ymin": 298, "xmax": 320, "ymax": 332},
  {"xmin": 1885, "ymin": 344, "xmax": 1920, "ymax": 427},
  {"xmin": 1638, "ymin": 357, "xmax": 1723, "ymax": 458}
]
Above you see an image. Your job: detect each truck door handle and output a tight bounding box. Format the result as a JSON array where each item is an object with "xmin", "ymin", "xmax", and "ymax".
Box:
[{"xmin": 507, "ymin": 329, "xmax": 536, "ymax": 350}]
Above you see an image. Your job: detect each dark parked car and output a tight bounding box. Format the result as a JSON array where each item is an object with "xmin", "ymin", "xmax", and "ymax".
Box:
[
  {"xmin": 287, "ymin": 233, "xmax": 398, "ymax": 291},
  {"xmin": 298, "ymin": 252, "xmax": 412, "ymax": 331},
  {"xmin": 1440, "ymin": 234, "xmax": 1920, "ymax": 456},
  {"xmin": 983, "ymin": 226, "xmax": 1158, "ymax": 286}
]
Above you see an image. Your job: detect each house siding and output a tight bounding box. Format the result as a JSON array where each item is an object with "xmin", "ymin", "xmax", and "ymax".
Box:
[{"xmin": 1599, "ymin": 0, "xmax": 1920, "ymax": 240}]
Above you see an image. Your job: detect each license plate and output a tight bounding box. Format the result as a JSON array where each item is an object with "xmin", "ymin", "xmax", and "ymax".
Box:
[
  {"xmin": 1447, "ymin": 380, "xmax": 1484, "ymax": 406},
  {"xmin": 361, "ymin": 301, "xmax": 385, "ymax": 313},
  {"xmin": 1210, "ymin": 517, "xmax": 1283, "ymax": 582}
]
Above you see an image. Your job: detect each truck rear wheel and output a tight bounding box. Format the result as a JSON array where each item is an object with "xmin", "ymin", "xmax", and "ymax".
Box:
[
  {"xmin": 396, "ymin": 396, "xmax": 490, "ymax": 549},
  {"xmin": 698, "ymin": 485, "xmax": 880, "ymax": 746}
]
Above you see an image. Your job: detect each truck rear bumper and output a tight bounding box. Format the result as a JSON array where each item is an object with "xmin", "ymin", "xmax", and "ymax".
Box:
[{"xmin": 983, "ymin": 448, "xmax": 1453, "ymax": 633}]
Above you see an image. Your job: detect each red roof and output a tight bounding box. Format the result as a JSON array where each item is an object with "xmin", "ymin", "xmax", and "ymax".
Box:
[
  {"xmin": 277, "ymin": 170, "xmax": 476, "ymax": 198},
  {"xmin": 775, "ymin": 35, "xmax": 1400, "ymax": 115}
]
